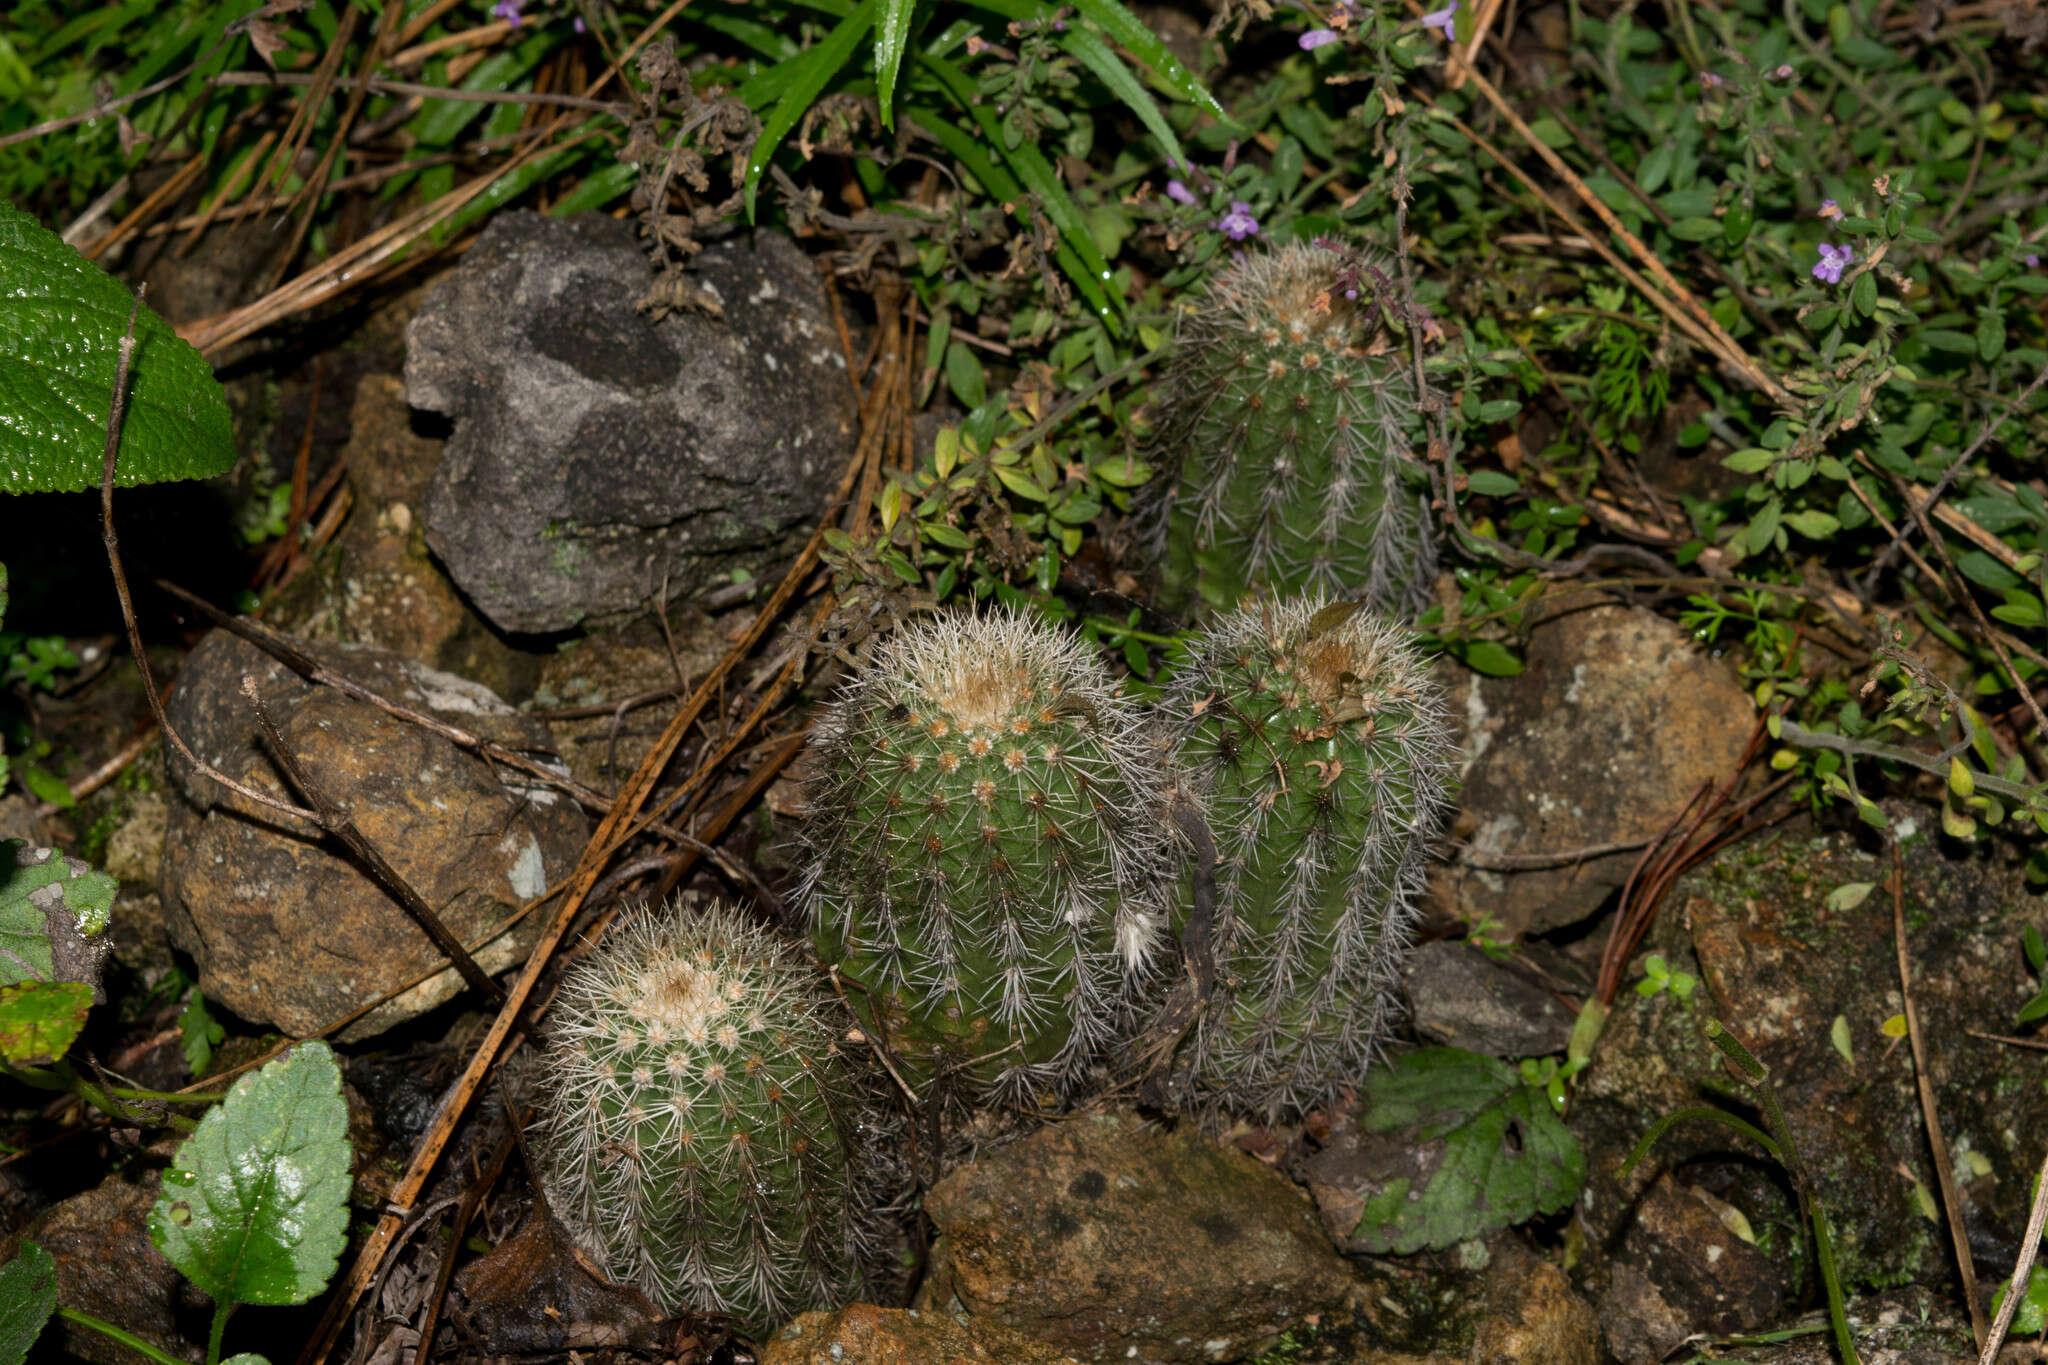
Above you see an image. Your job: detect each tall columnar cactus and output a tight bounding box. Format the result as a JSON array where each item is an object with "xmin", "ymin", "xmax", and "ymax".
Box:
[
  {"xmin": 1162, "ymin": 596, "xmax": 1453, "ymax": 1121},
  {"xmin": 531, "ymin": 899, "xmax": 874, "ymax": 1331},
  {"xmin": 798, "ymin": 609, "xmax": 1171, "ymax": 1107},
  {"xmin": 1150, "ymin": 241, "xmax": 1431, "ymax": 617}
]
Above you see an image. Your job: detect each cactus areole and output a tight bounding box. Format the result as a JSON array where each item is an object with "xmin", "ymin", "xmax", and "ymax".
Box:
[
  {"xmin": 1166, "ymin": 597, "xmax": 1454, "ymax": 1121},
  {"xmin": 531, "ymin": 899, "xmax": 872, "ymax": 1330},
  {"xmin": 1153, "ymin": 241, "xmax": 1432, "ymax": 617},
  {"xmin": 799, "ymin": 610, "xmax": 1169, "ymax": 1107}
]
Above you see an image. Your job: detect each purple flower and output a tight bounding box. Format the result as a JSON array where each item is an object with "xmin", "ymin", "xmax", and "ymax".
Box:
[
  {"xmin": 1299, "ymin": 27, "xmax": 1341, "ymax": 50},
  {"xmin": 1771, "ymin": 63, "xmax": 1795, "ymax": 79},
  {"xmin": 1165, "ymin": 179, "xmax": 1198, "ymax": 206},
  {"xmin": 1216, "ymin": 200, "xmax": 1260, "ymax": 241},
  {"xmin": 1421, "ymin": 1, "xmax": 1457, "ymax": 38},
  {"xmin": 1818, "ymin": 198, "xmax": 1840, "ymax": 219},
  {"xmin": 491, "ymin": 0, "xmax": 523, "ymax": 23},
  {"xmin": 573, "ymin": 15, "xmax": 585, "ymax": 32},
  {"xmin": 1699, "ymin": 71, "xmax": 1725, "ymax": 88},
  {"xmin": 2027, "ymin": 253, "xmax": 2041, "ymax": 268},
  {"xmin": 1812, "ymin": 242, "xmax": 1855, "ymax": 285}
]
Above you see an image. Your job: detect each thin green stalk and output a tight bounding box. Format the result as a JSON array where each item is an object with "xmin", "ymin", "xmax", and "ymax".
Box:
[
  {"xmin": 57, "ymin": 1306, "xmax": 191, "ymax": 1365},
  {"xmin": 207, "ymin": 1300, "xmax": 235, "ymax": 1365}
]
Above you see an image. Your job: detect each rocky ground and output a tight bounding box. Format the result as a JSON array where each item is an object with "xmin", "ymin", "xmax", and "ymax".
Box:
[{"xmin": 1, "ymin": 212, "xmax": 2043, "ymax": 1365}]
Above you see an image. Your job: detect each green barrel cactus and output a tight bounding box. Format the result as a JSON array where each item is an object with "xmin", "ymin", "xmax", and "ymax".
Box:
[
  {"xmin": 1162, "ymin": 596, "xmax": 1453, "ymax": 1121},
  {"xmin": 1150, "ymin": 240, "xmax": 1431, "ymax": 617},
  {"xmin": 531, "ymin": 898, "xmax": 875, "ymax": 1330},
  {"xmin": 798, "ymin": 609, "xmax": 1172, "ymax": 1107}
]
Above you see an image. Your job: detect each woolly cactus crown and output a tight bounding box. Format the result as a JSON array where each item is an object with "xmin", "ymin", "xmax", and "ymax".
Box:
[
  {"xmin": 531, "ymin": 898, "xmax": 874, "ymax": 1331},
  {"xmin": 798, "ymin": 608, "xmax": 1172, "ymax": 1107},
  {"xmin": 1160, "ymin": 595, "xmax": 1454, "ymax": 1121},
  {"xmin": 1151, "ymin": 241, "xmax": 1433, "ymax": 618}
]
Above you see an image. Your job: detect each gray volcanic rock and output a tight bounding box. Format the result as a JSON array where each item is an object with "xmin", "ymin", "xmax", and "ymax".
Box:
[{"xmin": 405, "ymin": 213, "xmax": 854, "ymax": 634}]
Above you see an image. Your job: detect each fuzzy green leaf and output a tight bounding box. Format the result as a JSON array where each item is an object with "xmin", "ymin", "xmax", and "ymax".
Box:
[
  {"xmin": 0, "ymin": 1241, "xmax": 56, "ymax": 1365},
  {"xmin": 1343, "ymin": 1048, "xmax": 1584, "ymax": 1254},
  {"xmin": 0, "ymin": 200, "xmax": 235, "ymax": 494},
  {"xmin": 0, "ymin": 841, "xmax": 115, "ymax": 992},
  {"xmin": 149, "ymin": 1042, "xmax": 352, "ymax": 1307},
  {"xmin": 0, "ymin": 981, "xmax": 92, "ymax": 1067}
]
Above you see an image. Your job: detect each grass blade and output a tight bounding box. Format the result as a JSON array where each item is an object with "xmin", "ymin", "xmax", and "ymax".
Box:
[
  {"xmin": 916, "ymin": 52, "xmax": 1125, "ymax": 331},
  {"xmin": 1068, "ymin": 0, "xmax": 1223, "ymax": 119},
  {"xmin": 741, "ymin": 1, "xmax": 875, "ymax": 217},
  {"xmin": 1059, "ymin": 26, "xmax": 1184, "ymax": 169},
  {"xmin": 875, "ymin": 0, "xmax": 918, "ymax": 129},
  {"xmin": 904, "ymin": 101, "xmax": 1118, "ymax": 329}
]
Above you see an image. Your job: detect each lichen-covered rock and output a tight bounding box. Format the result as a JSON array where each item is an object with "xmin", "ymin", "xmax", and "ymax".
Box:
[
  {"xmin": 917, "ymin": 1112, "xmax": 1355, "ymax": 1363},
  {"xmin": 405, "ymin": 213, "xmax": 855, "ymax": 634},
  {"xmin": 761, "ymin": 1305, "xmax": 1087, "ymax": 1365},
  {"xmin": 1431, "ymin": 592, "xmax": 1755, "ymax": 936},
  {"xmin": 159, "ymin": 630, "xmax": 587, "ymax": 1038},
  {"xmin": 1573, "ymin": 809, "xmax": 2048, "ymax": 1299}
]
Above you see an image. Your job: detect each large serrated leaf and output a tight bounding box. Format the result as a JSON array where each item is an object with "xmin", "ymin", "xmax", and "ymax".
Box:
[
  {"xmin": 0, "ymin": 198, "xmax": 235, "ymax": 494},
  {"xmin": 149, "ymin": 1042, "xmax": 352, "ymax": 1307},
  {"xmin": 0, "ymin": 1241, "xmax": 57, "ymax": 1365},
  {"xmin": 1339, "ymin": 1048, "xmax": 1583, "ymax": 1254},
  {"xmin": 0, "ymin": 981, "xmax": 93, "ymax": 1066},
  {"xmin": 0, "ymin": 841, "xmax": 115, "ymax": 995}
]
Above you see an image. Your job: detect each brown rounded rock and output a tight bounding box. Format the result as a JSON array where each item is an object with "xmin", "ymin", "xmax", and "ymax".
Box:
[
  {"xmin": 1434, "ymin": 593, "xmax": 1755, "ymax": 936},
  {"xmin": 761, "ymin": 1304, "xmax": 1086, "ymax": 1365},
  {"xmin": 917, "ymin": 1112, "xmax": 1356, "ymax": 1363}
]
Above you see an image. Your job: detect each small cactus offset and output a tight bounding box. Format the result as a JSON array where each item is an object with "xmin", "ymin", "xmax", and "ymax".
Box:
[
  {"xmin": 1150, "ymin": 241, "xmax": 1432, "ymax": 617},
  {"xmin": 531, "ymin": 899, "xmax": 874, "ymax": 1331},
  {"xmin": 1162, "ymin": 596, "xmax": 1453, "ymax": 1121},
  {"xmin": 798, "ymin": 609, "xmax": 1171, "ymax": 1107}
]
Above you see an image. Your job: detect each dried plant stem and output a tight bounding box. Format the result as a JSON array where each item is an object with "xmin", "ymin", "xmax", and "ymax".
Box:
[
  {"xmin": 1979, "ymin": 1143, "xmax": 2048, "ymax": 1365},
  {"xmin": 1892, "ymin": 846, "xmax": 1988, "ymax": 1354},
  {"xmin": 98, "ymin": 288, "xmax": 318, "ymax": 826}
]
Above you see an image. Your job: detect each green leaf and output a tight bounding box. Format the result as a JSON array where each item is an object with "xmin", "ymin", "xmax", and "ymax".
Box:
[
  {"xmin": 1342, "ymin": 1048, "xmax": 1584, "ymax": 1254},
  {"xmin": 744, "ymin": 4, "xmax": 876, "ymax": 219},
  {"xmin": 0, "ymin": 981, "xmax": 92, "ymax": 1067},
  {"xmin": 150, "ymin": 1042, "xmax": 352, "ymax": 1307},
  {"xmin": 0, "ymin": 1241, "xmax": 55, "ymax": 1365},
  {"xmin": 1722, "ymin": 448, "xmax": 1777, "ymax": 474},
  {"xmin": 0, "ymin": 200, "xmax": 235, "ymax": 494},
  {"xmin": 1465, "ymin": 470, "xmax": 1520, "ymax": 497},
  {"xmin": 1990, "ymin": 1264, "xmax": 2048, "ymax": 1338},
  {"xmin": 1825, "ymin": 881, "xmax": 1874, "ymax": 911},
  {"xmin": 1458, "ymin": 641, "xmax": 1524, "ymax": 677},
  {"xmin": 874, "ymin": 0, "xmax": 916, "ymax": 127},
  {"xmin": 0, "ymin": 841, "xmax": 114, "ymax": 992},
  {"xmin": 1783, "ymin": 509, "xmax": 1841, "ymax": 539},
  {"xmin": 945, "ymin": 339, "xmax": 986, "ymax": 409},
  {"xmin": 1851, "ymin": 270, "xmax": 1877, "ymax": 318},
  {"xmin": 180, "ymin": 988, "xmax": 226, "ymax": 1077}
]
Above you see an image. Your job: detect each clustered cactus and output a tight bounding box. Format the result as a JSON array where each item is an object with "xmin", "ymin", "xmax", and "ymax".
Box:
[
  {"xmin": 530, "ymin": 242, "xmax": 1458, "ymax": 1336},
  {"xmin": 796, "ymin": 609, "xmax": 1172, "ymax": 1107},
  {"xmin": 1150, "ymin": 240, "xmax": 1432, "ymax": 618},
  {"xmin": 530, "ymin": 899, "xmax": 874, "ymax": 1332},
  {"xmin": 1160, "ymin": 596, "xmax": 1454, "ymax": 1121}
]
